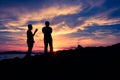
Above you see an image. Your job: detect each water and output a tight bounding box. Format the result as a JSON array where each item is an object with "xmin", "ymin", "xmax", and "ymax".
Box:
[
  {"xmin": 0, "ymin": 54, "xmax": 26, "ymax": 61},
  {"xmin": 0, "ymin": 53, "xmax": 42, "ymax": 61}
]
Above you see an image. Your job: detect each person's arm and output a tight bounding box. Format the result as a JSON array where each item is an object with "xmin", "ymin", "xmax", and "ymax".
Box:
[
  {"xmin": 33, "ymin": 28, "xmax": 38, "ymax": 36},
  {"xmin": 42, "ymin": 27, "xmax": 44, "ymax": 33},
  {"xmin": 50, "ymin": 27, "xmax": 52, "ymax": 33}
]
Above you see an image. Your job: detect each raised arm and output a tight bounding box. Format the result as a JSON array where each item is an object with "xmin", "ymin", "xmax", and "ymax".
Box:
[{"xmin": 33, "ymin": 28, "xmax": 38, "ymax": 36}]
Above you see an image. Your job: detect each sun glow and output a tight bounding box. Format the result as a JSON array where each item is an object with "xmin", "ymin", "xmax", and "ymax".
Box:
[{"xmin": 54, "ymin": 48, "xmax": 59, "ymax": 52}]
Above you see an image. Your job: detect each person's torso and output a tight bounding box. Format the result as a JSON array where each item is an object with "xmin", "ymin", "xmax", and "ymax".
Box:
[
  {"xmin": 43, "ymin": 27, "xmax": 52, "ymax": 38},
  {"xmin": 27, "ymin": 30, "xmax": 34, "ymax": 42}
]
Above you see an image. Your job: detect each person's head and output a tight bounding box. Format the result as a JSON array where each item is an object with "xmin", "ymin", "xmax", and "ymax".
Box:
[
  {"xmin": 28, "ymin": 24, "xmax": 32, "ymax": 30},
  {"xmin": 45, "ymin": 21, "xmax": 50, "ymax": 27}
]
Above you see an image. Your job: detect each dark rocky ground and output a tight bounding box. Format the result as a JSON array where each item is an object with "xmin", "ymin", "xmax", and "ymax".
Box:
[
  {"xmin": 0, "ymin": 43, "xmax": 120, "ymax": 65},
  {"xmin": 0, "ymin": 43, "xmax": 119, "ymax": 79}
]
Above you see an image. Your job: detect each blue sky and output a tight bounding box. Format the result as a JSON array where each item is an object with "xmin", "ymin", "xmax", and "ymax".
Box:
[{"xmin": 0, "ymin": 0, "xmax": 120, "ymax": 51}]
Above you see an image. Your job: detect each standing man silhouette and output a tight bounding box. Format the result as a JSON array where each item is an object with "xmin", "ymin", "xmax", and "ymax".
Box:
[
  {"xmin": 42, "ymin": 21, "xmax": 53, "ymax": 54},
  {"xmin": 26, "ymin": 24, "xmax": 38, "ymax": 57}
]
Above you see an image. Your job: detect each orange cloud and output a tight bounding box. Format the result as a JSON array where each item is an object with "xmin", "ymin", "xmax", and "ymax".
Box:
[
  {"xmin": 1, "ymin": 2, "xmax": 120, "ymax": 52},
  {"xmin": 4, "ymin": 4, "xmax": 82, "ymax": 32},
  {"xmin": 53, "ymin": 22, "xmax": 76, "ymax": 35},
  {"xmin": 77, "ymin": 17, "xmax": 120, "ymax": 30},
  {"xmin": 1, "ymin": 4, "xmax": 83, "ymax": 51},
  {"xmin": 93, "ymin": 30, "xmax": 111, "ymax": 37},
  {"xmin": 0, "ymin": 29, "xmax": 21, "ymax": 32}
]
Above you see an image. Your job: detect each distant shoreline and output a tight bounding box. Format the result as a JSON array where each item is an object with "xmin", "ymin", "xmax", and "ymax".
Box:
[{"xmin": 0, "ymin": 51, "xmax": 43, "ymax": 54}]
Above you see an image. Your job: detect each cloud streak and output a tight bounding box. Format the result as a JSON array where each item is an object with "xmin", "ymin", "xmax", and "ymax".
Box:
[{"xmin": 0, "ymin": 0, "xmax": 120, "ymax": 51}]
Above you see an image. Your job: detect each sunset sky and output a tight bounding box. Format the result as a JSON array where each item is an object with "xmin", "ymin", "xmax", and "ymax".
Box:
[{"xmin": 0, "ymin": 0, "xmax": 120, "ymax": 52}]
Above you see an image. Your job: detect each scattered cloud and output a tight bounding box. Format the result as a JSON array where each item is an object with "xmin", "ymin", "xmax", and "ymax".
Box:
[{"xmin": 0, "ymin": 0, "xmax": 120, "ymax": 51}]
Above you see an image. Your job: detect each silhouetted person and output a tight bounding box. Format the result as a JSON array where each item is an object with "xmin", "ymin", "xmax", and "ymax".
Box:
[
  {"xmin": 26, "ymin": 24, "xmax": 38, "ymax": 57},
  {"xmin": 42, "ymin": 21, "xmax": 53, "ymax": 54}
]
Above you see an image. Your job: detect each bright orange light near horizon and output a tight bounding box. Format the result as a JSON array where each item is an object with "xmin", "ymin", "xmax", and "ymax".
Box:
[{"xmin": 54, "ymin": 48, "xmax": 59, "ymax": 52}]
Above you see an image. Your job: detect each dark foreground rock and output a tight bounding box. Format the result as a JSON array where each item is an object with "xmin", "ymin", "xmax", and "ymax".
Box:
[
  {"xmin": 0, "ymin": 43, "xmax": 120, "ymax": 65},
  {"xmin": 0, "ymin": 44, "xmax": 119, "ymax": 79}
]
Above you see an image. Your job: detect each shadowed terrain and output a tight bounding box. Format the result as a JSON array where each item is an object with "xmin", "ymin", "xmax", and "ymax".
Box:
[
  {"xmin": 0, "ymin": 43, "xmax": 119, "ymax": 79},
  {"xmin": 0, "ymin": 43, "xmax": 120, "ymax": 65}
]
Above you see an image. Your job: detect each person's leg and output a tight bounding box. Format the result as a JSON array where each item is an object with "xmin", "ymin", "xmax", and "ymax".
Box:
[
  {"xmin": 49, "ymin": 41, "xmax": 53, "ymax": 53},
  {"xmin": 44, "ymin": 42, "xmax": 48, "ymax": 54},
  {"xmin": 27, "ymin": 42, "xmax": 33, "ymax": 57},
  {"xmin": 26, "ymin": 43, "xmax": 31, "ymax": 57},
  {"xmin": 29, "ymin": 43, "xmax": 33, "ymax": 55}
]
